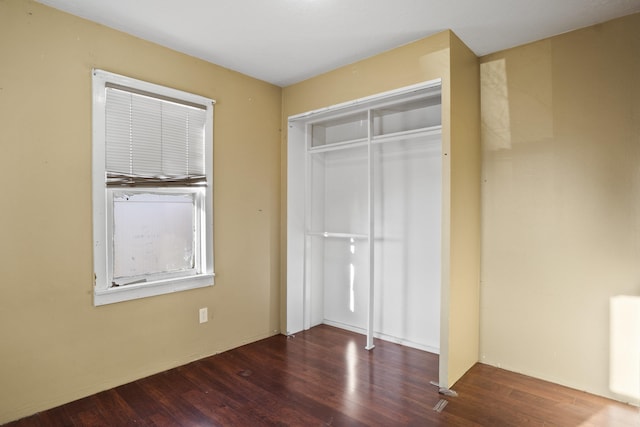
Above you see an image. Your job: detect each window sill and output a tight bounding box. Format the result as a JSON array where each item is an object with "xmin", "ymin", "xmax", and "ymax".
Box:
[{"xmin": 94, "ymin": 274, "xmax": 214, "ymax": 306}]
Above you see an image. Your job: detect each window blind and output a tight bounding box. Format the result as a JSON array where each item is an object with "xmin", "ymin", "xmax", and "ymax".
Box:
[{"xmin": 105, "ymin": 85, "xmax": 207, "ymax": 186}]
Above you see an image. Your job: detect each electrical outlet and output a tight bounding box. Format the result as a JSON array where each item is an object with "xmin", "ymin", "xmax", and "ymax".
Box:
[{"xmin": 199, "ymin": 307, "xmax": 208, "ymax": 323}]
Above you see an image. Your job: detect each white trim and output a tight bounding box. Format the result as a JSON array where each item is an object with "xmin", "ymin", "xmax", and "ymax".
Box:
[
  {"xmin": 286, "ymin": 120, "xmax": 306, "ymax": 334},
  {"xmin": 322, "ymin": 320, "xmax": 440, "ymax": 355},
  {"xmin": 288, "ymin": 78, "xmax": 441, "ymax": 122},
  {"xmin": 93, "ymin": 69, "xmax": 215, "ymax": 108},
  {"xmin": 92, "ymin": 69, "xmax": 215, "ymax": 306},
  {"xmin": 94, "ymin": 274, "xmax": 214, "ymax": 306}
]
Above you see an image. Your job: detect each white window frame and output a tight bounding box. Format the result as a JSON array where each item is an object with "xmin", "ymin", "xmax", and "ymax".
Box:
[{"xmin": 92, "ymin": 69, "xmax": 215, "ymax": 306}]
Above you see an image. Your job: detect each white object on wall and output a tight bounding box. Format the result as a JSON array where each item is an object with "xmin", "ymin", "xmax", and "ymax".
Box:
[{"xmin": 610, "ymin": 295, "xmax": 640, "ymax": 403}]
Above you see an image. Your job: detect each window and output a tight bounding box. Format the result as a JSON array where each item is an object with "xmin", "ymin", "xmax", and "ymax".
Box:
[{"xmin": 92, "ymin": 69, "xmax": 215, "ymax": 305}]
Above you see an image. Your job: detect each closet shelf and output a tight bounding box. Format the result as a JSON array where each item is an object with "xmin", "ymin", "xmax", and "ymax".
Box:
[
  {"xmin": 372, "ymin": 125, "xmax": 442, "ymax": 144},
  {"xmin": 308, "ymin": 138, "xmax": 368, "ymax": 153},
  {"xmin": 307, "ymin": 125, "xmax": 442, "ymax": 154}
]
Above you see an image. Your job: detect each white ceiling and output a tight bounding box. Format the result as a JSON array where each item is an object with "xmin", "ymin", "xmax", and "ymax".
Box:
[{"xmin": 36, "ymin": 0, "xmax": 640, "ymax": 87}]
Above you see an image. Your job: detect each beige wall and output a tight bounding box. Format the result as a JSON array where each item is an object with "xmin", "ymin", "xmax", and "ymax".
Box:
[
  {"xmin": 446, "ymin": 32, "xmax": 481, "ymax": 387},
  {"xmin": 0, "ymin": 0, "xmax": 281, "ymax": 423},
  {"xmin": 480, "ymin": 12, "xmax": 640, "ymax": 403}
]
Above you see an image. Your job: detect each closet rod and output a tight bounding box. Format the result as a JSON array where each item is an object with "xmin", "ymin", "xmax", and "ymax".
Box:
[{"xmin": 306, "ymin": 231, "xmax": 368, "ymax": 239}]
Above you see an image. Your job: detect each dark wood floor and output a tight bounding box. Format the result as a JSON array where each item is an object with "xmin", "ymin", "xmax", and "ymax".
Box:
[{"xmin": 6, "ymin": 325, "xmax": 639, "ymax": 426}]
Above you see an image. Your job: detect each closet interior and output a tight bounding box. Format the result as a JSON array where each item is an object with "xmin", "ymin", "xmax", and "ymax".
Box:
[{"xmin": 287, "ymin": 81, "xmax": 443, "ymax": 354}]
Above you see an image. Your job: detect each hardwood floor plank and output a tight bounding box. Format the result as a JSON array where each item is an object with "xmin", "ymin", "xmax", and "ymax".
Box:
[
  {"xmin": 452, "ymin": 363, "xmax": 639, "ymax": 426},
  {"xmin": 197, "ymin": 352, "xmax": 332, "ymax": 426},
  {"xmin": 5, "ymin": 325, "xmax": 639, "ymax": 426}
]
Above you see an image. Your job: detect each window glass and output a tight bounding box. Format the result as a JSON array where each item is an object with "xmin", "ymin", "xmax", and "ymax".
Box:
[{"xmin": 112, "ymin": 192, "xmax": 196, "ymax": 283}]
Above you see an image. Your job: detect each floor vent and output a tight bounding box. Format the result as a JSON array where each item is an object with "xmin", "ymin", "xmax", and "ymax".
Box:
[{"xmin": 433, "ymin": 399, "xmax": 448, "ymax": 413}]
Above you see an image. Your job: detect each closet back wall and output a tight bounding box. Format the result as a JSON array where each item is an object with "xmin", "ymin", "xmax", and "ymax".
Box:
[{"xmin": 373, "ymin": 136, "xmax": 442, "ymax": 352}]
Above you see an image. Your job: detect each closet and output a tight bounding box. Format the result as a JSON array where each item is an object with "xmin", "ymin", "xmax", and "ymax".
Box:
[{"xmin": 287, "ymin": 81, "xmax": 442, "ymax": 353}]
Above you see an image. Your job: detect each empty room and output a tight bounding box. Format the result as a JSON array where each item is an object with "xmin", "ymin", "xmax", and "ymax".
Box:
[{"xmin": 1, "ymin": 0, "xmax": 639, "ymax": 425}]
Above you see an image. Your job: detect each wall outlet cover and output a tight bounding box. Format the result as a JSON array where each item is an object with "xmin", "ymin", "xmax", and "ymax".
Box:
[{"xmin": 199, "ymin": 307, "xmax": 208, "ymax": 323}]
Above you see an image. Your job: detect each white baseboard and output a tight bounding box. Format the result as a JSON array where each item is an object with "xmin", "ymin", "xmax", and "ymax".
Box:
[{"xmin": 321, "ymin": 319, "xmax": 440, "ymax": 355}]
